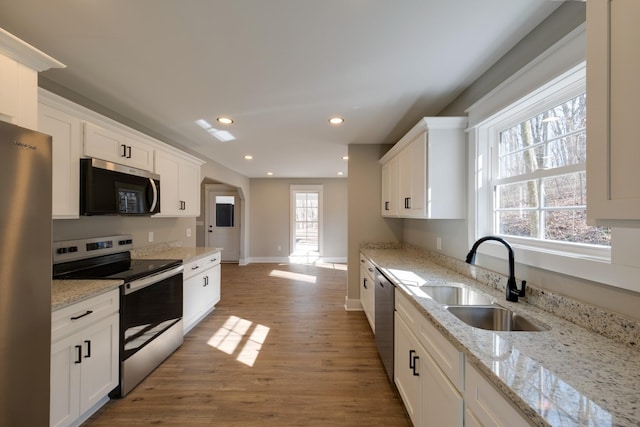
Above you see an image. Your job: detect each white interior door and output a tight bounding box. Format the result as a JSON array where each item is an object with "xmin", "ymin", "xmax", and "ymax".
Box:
[{"xmin": 207, "ymin": 192, "xmax": 240, "ymax": 262}]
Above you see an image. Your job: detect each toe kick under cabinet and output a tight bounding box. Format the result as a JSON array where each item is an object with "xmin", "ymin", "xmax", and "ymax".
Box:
[
  {"xmin": 182, "ymin": 253, "xmax": 221, "ymax": 334},
  {"xmin": 50, "ymin": 289, "xmax": 120, "ymax": 427}
]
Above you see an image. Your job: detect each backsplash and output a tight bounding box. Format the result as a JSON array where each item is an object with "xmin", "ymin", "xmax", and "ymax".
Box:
[{"xmin": 361, "ymin": 241, "xmax": 640, "ymax": 348}]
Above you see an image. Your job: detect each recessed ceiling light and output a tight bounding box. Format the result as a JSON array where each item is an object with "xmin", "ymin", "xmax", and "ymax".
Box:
[
  {"xmin": 337, "ymin": 172, "xmax": 344, "ymax": 176},
  {"xmin": 217, "ymin": 116, "xmax": 234, "ymax": 125},
  {"xmin": 267, "ymin": 172, "xmax": 273, "ymax": 176},
  {"xmin": 342, "ymin": 156, "xmax": 349, "ymax": 160},
  {"xmin": 244, "ymin": 155, "xmax": 253, "ymax": 160},
  {"xmin": 328, "ymin": 116, "xmax": 344, "ymax": 125}
]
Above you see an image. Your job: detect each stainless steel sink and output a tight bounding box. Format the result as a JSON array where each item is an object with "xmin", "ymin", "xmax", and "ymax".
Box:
[
  {"xmin": 420, "ymin": 286, "xmax": 494, "ymax": 306},
  {"xmin": 446, "ymin": 305, "xmax": 548, "ymax": 332}
]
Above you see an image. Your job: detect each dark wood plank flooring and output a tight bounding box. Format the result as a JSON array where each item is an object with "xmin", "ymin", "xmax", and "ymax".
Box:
[{"xmin": 84, "ymin": 262, "xmax": 411, "ymax": 426}]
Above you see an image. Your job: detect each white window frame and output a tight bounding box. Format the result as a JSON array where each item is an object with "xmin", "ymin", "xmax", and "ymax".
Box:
[
  {"xmin": 464, "ymin": 24, "xmax": 630, "ymax": 286},
  {"xmin": 290, "ymin": 185, "xmax": 323, "ymax": 256}
]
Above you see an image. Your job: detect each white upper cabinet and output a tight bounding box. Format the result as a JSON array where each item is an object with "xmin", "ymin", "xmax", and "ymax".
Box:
[
  {"xmin": 0, "ymin": 28, "xmax": 64, "ymax": 128},
  {"xmin": 38, "ymin": 100, "xmax": 81, "ymax": 219},
  {"xmin": 586, "ymin": 0, "xmax": 640, "ymax": 225},
  {"xmin": 83, "ymin": 122, "xmax": 155, "ymax": 171},
  {"xmin": 154, "ymin": 149, "xmax": 203, "ymax": 217},
  {"xmin": 380, "ymin": 117, "xmax": 466, "ymax": 219}
]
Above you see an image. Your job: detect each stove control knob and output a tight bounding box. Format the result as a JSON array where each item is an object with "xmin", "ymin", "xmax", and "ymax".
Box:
[
  {"xmin": 57, "ymin": 248, "xmax": 68, "ymax": 254},
  {"xmin": 68, "ymin": 246, "xmax": 78, "ymax": 253}
]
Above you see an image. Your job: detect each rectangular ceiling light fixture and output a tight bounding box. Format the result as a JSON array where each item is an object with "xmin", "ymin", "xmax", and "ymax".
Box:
[{"xmin": 196, "ymin": 119, "xmax": 236, "ymax": 142}]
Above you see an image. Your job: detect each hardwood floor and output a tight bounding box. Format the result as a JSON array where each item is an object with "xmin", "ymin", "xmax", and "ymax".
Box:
[{"xmin": 84, "ymin": 263, "xmax": 412, "ymax": 426}]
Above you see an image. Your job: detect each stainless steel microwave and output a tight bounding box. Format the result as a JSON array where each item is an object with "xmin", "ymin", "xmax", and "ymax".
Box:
[{"xmin": 80, "ymin": 158, "xmax": 160, "ymax": 215}]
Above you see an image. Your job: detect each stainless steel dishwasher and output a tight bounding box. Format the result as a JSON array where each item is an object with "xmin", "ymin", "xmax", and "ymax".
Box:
[{"xmin": 374, "ymin": 268, "xmax": 395, "ymax": 383}]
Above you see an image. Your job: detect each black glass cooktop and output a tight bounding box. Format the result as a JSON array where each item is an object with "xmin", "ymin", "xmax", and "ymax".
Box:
[{"xmin": 53, "ymin": 251, "xmax": 182, "ymax": 283}]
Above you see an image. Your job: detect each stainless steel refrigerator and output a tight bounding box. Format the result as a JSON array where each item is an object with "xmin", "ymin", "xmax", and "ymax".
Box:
[{"xmin": 0, "ymin": 120, "xmax": 52, "ymax": 426}]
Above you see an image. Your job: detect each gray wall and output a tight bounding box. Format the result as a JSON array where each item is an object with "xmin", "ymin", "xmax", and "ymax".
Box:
[
  {"xmin": 347, "ymin": 144, "xmax": 402, "ymax": 305},
  {"xmin": 249, "ymin": 177, "xmax": 348, "ymax": 260}
]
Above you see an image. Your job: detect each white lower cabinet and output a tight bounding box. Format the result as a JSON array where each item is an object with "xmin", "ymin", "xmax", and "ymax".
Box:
[
  {"xmin": 183, "ymin": 253, "xmax": 222, "ymax": 334},
  {"xmin": 50, "ymin": 290, "xmax": 119, "ymax": 427},
  {"xmin": 395, "ymin": 290, "xmax": 463, "ymax": 427},
  {"xmin": 359, "ymin": 253, "xmax": 375, "ymax": 332},
  {"xmin": 464, "ymin": 361, "xmax": 530, "ymax": 427}
]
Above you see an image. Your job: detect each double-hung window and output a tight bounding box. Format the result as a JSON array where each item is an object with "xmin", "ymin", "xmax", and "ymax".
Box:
[{"xmin": 492, "ymin": 92, "xmax": 610, "ymax": 248}]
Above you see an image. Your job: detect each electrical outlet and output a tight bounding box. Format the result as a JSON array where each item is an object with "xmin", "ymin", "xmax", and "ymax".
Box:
[
  {"xmin": 148, "ymin": 231, "xmax": 154, "ymax": 242},
  {"xmin": 186, "ymin": 228, "xmax": 192, "ymax": 237},
  {"xmin": 277, "ymin": 245, "xmax": 282, "ymax": 252},
  {"xmin": 436, "ymin": 237, "xmax": 442, "ymax": 251}
]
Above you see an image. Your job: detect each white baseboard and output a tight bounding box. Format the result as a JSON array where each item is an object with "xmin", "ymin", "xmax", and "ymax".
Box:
[
  {"xmin": 247, "ymin": 256, "xmax": 347, "ymax": 264},
  {"xmin": 344, "ymin": 296, "xmax": 363, "ymax": 311}
]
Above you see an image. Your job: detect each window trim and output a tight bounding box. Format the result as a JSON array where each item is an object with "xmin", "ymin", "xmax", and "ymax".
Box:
[{"xmin": 463, "ymin": 24, "xmax": 640, "ymax": 288}]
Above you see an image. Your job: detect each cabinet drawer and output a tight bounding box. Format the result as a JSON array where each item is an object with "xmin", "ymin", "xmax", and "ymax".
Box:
[
  {"xmin": 359, "ymin": 254, "xmax": 376, "ymax": 280},
  {"xmin": 395, "ymin": 290, "xmax": 464, "ymax": 392},
  {"xmin": 183, "ymin": 259, "xmax": 204, "ymax": 280},
  {"xmin": 201, "ymin": 252, "xmax": 221, "ymax": 269},
  {"xmin": 52, "ymin": 289, "xmax": 119, "ymax": 342}
]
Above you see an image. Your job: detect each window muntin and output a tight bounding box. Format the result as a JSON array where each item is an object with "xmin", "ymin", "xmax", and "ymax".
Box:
[{"xmin": 491, "ymin": 93, "xmax": 611, "ymax": 247}]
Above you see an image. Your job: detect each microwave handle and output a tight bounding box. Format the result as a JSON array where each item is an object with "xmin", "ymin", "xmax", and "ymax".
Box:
[{"xmin": 149, "ymin": 178, "xmax": 158, "ymax": 212}]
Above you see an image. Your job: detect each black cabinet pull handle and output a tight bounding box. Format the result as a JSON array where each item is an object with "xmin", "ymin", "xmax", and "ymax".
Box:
[
  {"xmin": 412, "ymin": 355, "xmax": 420, "ymax": 376},
  {"xmin": 384, "ymin": 201, "xmax": 390, "ymax": 211},
  {"xmin": 363, "ymin": 278, "xmax": 368, "ymax": 289},
  {"xmin": 84, "ymin": 340, "xmax": 91, "ymax": 358},
  {"xmin": 70, "ymin": 310, "xmax": 93, "ymax": 320},
  {"xmin": 74, "ymin": 345, "xmax": 82, "ymax": 364},
  {"xmin": 121, "ymin": 144, "xmax": 127, "ymax": 157},
  {"xmin": 203, "ymin": 276, "xmax": 209, "ymax": 287},
  {"xmin": 126, "ymin": 145, "xmax": 132, "ymax": 158},
  {"xmin": 409, "ymin": 350, "xmax": 416, "ymax": 369}
]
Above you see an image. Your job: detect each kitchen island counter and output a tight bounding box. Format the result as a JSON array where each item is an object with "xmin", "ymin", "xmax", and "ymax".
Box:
[{"xmin": 362, "ymin": 245, "xmax": 640, "ymax": 427}]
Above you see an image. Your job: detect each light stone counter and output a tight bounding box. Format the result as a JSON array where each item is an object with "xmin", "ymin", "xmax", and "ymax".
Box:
[
  {"xmin": 132, "ymin": 246, "xmax": 222, "ymax": 264},
  {"xmin": 361, "ymin": 245, "xmax": 640, "ymax": 427},
  {"xmin": 52, "ymin": 279, "xmax": 123, "ymax": 311}
]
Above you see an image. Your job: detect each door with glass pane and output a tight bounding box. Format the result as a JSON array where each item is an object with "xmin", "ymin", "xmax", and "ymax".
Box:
[{"xmin": 290, "ymin": 186, "xmax": 322, "ymax": 258}]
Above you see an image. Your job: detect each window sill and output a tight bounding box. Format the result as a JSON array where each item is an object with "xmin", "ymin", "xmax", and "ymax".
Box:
[{"xmin": 476, "ymin": 239, "xmax": 640, "ymax": 293}]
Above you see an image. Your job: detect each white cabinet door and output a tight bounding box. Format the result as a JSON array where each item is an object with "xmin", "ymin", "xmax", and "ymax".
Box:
[
  {"xmin": 381, "ymin": 155, "xmax": 399, "ymax": 217},
  {"xmin": 359, "ymin": 254, "xmax": 375, "ymax": 332},
  {"xmin": 586, "ymin": 0, "xmax": 640, "ymax": 224},
  {"xmin": 394, "ymin": 312, "xmax": 421, "ymax": 427},
  {"xmin": 421, "ymin": 349, "xmax": 463, "ymax": 427},
  {"xmin": 78, "ymin": 313, "xmax": 119, "ymax": 414},
  {"xmin": 464, "ymin": 361, "xmax": 530, "ymax": 427},
  {"xmin": 38, "ymin": 102, "xmax": 81, "ymax": 219},
  {"xmin": 155, "ymin": 149, "xmax": 201, "ymax": 217},
  {"xmin": 379, "ymin": 117, "xmax": 466, "ymax": 219},
  {"xmin": 183, "ymin": 255, "xmax": 221, "ymax": 334},
  {"xmin": 179, "ymin": 159, "xmax": 201, "ymax": 216},
  {"xmin": 84, "ymin": 122, "xmax": 154, "ymax": 171},
  {"xmin": 50, "ymin": 334, "xmax": 81, "ymax": 427}
]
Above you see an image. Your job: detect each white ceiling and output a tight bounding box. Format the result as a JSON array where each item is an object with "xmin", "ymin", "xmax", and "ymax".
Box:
[{"xmin": 0, "ymin": 1, "xmax": 561, "ymax": 178}]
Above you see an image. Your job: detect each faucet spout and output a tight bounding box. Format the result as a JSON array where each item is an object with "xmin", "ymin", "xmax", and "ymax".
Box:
[{"xmin": 465, "ymin": 236, "xmax": 526, "ymax": 302}]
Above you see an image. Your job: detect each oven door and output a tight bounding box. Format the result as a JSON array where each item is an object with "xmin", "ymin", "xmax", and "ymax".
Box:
[{"xmin": 121, "ymin": 266, "xmax": 183, "ymax": 361}]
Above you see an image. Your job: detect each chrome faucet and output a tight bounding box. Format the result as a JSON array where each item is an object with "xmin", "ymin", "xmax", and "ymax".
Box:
[{"xmin": 465, "ymin": 236, "xmax": 526, "ymax": 303}]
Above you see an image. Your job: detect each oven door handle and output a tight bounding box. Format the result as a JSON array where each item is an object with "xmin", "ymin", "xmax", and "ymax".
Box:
[{"xmin": 124, "ymin": 265, "xmax": 184, "ymax": 295}]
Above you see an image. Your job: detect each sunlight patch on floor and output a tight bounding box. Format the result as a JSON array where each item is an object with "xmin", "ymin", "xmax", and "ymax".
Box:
[
  {"xmin": 269, "ymin": 269, "xmax": 317, "ymax": 284},
  {"xmin": 207, "ymin": 315, "xmax": 270, "ymax": 367}
]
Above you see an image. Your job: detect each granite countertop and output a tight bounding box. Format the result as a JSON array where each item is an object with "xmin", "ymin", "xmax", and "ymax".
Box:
[
  {"xmin": 361, "ymin": 246, "xmax": 640, "ymax": 427},
  {"xmin": 52, "ymin": 279, "xmax": 123, "ymax": 311},
  {"xmin": 52, "ymin": 246, "xmax": 222, "ymax": 312},
  {"xmin": 132, "ymin": 246, "xmax": 222, "ymax": 263}
]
